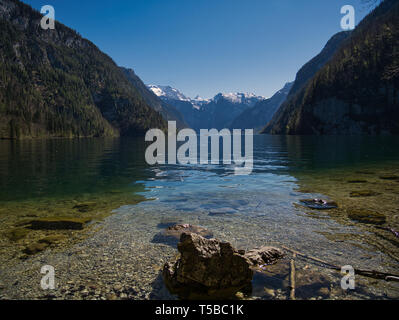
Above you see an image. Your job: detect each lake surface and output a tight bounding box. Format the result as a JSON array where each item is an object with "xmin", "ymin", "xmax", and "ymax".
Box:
[{"xmin": 0, "ymin": 135, "xmax": 398, "ymax": 300}]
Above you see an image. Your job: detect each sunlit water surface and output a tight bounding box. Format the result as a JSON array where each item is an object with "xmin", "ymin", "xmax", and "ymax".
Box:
[{"xmin": 0, "ymin": 136, "xmax": 398, "ymax": 299}]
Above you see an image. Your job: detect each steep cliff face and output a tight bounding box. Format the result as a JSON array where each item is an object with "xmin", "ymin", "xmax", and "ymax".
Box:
[
  {"xmin": 263, "ymin": 0, "xmax": 399, "ymax": 135},
  {"xmin": 0, "ymin": 0, "xmax": 166, "ymax": 139},
  {"xmin": 287, "ymin": 31, "xmax": 352, "ymax": 97}
]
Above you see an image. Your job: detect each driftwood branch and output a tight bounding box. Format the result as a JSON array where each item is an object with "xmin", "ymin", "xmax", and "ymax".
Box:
[
  {"xmin": 289, "ymin": 253, "xmax": 296, "ymax": 300},
  {"xmin": 281, "ymin": 246, "xmax": 399, "ymax": 282}
]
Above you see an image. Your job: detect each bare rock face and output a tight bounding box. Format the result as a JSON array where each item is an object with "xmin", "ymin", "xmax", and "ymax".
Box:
[{"xmin": 163, "ymin": 232, "xmax": 284, "ymax": 299}]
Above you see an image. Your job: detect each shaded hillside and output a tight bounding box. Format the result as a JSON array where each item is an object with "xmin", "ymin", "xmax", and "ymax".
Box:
[
  {"xmin": 0, "ymin": 0, "xmax": 166, "ymax": 139},
  {"xmin": 229, "ymin": 82, "xmax": 293, "ymax": 133},
  {"xmin": 263, "ymin": 0, "xmax": 399, "ymax": 135},
  {"xmin": 120, "ymin": 68, "xmax": 188, "ymax": 129},
  {"xmin": 288, "ymin": 32, "xmax": 352, "ymax": 97}
]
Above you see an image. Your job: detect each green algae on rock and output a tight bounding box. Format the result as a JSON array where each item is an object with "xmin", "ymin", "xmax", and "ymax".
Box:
[
  {"xmin": 4, "ymin": 228, "xmax": 29, "ymax": 242},
  {"xmin": 38, "ymin": 235, "xmax": 67, "ymax": 245},
  {"xmin": 24, "ymin": 217, "xmax": 92, "ymax": 230},
  {"xmin": 347, "ymin": 180, "xmax": 368, "ymax": 184},
  {"xmin": 73, "ymin": 202, "xmax": 97, "ymax": 213},
  {"xmin": 23, "ymin": 242, "xmax": 50, "ymax": 255},
  {"xmin": 379, "ymin": 175, "xmax": 399, "ymax": 181},
  {"xmin": 349, "ymin": 190, "xmax": 381, "ymax": 198},
  {"xmin": 347, "ymin": 209, "xmax": 386, "ymax": 225}
]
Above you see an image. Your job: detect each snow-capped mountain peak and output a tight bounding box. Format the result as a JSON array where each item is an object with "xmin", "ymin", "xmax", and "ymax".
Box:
[
  {"xmin": 213, "ymin": 92, "xmax": 265, "ymax": 106},
  {"xmin": 148, "ymin": 85, "xmax": 190, "ymax": 102}
]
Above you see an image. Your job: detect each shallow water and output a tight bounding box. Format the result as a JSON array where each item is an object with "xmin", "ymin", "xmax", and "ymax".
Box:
[{"xmin": 0, "ymin": 136, "xmax": 398, "ymax": 300}]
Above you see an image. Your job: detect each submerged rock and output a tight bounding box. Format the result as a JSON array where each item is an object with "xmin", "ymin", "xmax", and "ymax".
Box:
[
  {"xmin": 208, "ymin": 208, "xmax": 237, "ymax": 216},
  {"xmin": 300, "ymin": 199, "xmax": 338, "ymax": 210},
  {"xmin": 4, "ymin": 228, "xmax": 29, "ymax": 242},
  {"xmin": 349, "ymin": 190, "xmax": 381, "ymax": 197},
  {"xmin": 347, "ymin": 180, "xmax": 368, "ymax": 184},
  {"xmin": 163, "ymin": 224, "xmax": 213, "ymax": 239},
  {"xmin": 24, "ymin": 217, "xmax": 91, "ymax": 230},
  {"xmin": 162, "ymin": 233, "xmax": 284, "ymax": 299},
  {"xmin": 379, "ymin": 175, "xmax": 399, "ymax": 181},
  {"xmin": 23, "ymin": 242, "xmax": 49, "ymax": 255},
  {"xmin": 73, "ymin": 202, "xmax": 97, "ymax": 213},
  {"xmin": 347, "ymin": 209, "xmax": 386, "ymax": 225},
  {"xmin": 38, "ymin": 235, "xmax": 67, "ymax": 244},
  {"xmin": 152, "ymin": 224, "xmax": 213, "ymax": 246},
  {"xmin": 157, "ymin": 217, "xmax": 183, "ymax": 229}
]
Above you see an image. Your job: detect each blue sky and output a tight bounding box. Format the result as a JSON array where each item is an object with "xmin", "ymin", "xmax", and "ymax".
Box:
[{"xmin": 22, "ymin": 0, "xmax": 372, "ymax": 99}]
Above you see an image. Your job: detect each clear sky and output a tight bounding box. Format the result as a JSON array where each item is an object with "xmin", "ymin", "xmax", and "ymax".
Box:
[{"xmin": 22, "ymin": 0, "xmax": 373, "ymax": 99}]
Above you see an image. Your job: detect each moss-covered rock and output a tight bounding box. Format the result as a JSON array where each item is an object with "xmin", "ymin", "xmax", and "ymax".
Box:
[
  {"xmin": 73, "ymin": 202, "xmax": 97, "ymax": 213},
  {"xmin": 347, "ymin": 209, "xmax": 386, "ymax": 225},
  {"xmin": 23, "ymin": 242, "xmax": 50, "ymax": 255},
  {"xmin": 349, "ymin": 190, "xmax": 381, "ymax": 197},
  {"xmin": 379, "ymin": 175, "xmax": 399, "ymax": 181},
  {"xmin": 26, "ymin": 217, "xmax": 92, "ymax": 230},
  {"xmin": 4, "ymin": 228, "xmax": 29, "ymax": 242},
  {"xmin": 38, "ymin": 235, "xmax": 67, "ymax": 245},
  {"xmin": 347, "ymin": 180, "xmax": 368, "ymax": 184}
]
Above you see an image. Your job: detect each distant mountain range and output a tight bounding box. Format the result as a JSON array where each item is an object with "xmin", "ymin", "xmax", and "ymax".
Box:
[
  {"xmin": 263, "ymin": 0, "xmax": 399, "ymax": 135},
  {"xmin": 148, "ymin": 85, "xmax": 266, "ymax": 131},
  {"xmin": 1, "ymin": 0, "xmax": 397, "ymax": 139}
]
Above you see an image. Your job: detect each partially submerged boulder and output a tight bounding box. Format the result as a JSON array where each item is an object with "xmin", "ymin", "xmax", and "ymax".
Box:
[
  {"xmin": 163, "ymin": 232, "xmax": 284, "ymax": 299},
  {"xmin": 244, "ymin": 247, "xmax": 284, "ymax": 266},
  {"xmin": 300, "ymin": 199, "xmax": 338, "ymax": 210}
]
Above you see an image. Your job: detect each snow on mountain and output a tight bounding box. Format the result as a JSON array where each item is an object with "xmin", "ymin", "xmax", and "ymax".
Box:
[
  {"xmin": 147, "ymin": 85, "xmax": 190, "ymax": 102},
  {"xmin": 213, "ymin": 92, "xmax": 265, "ymax": 106},
  {"xmin": 147, "ymin": 85, "xmax": 264, "ymax": 107}
]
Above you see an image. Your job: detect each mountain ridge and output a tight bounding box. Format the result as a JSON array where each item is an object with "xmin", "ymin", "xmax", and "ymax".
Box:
[
  {"xmin": 0, "ymin": 0, "xmax": 166, "ymax": 139},
  {"xmin": 263, "ymin": 0, "xmax": 399, "ymax": 135},
  {"xmin": 148, "ymin": 84, "xmax": 266, "ymax": 131}
]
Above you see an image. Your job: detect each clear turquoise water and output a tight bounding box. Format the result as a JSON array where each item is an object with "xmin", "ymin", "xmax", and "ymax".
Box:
[{"xmin": 0, "ymin": 135, "xmax": 398, "ymax": 299}]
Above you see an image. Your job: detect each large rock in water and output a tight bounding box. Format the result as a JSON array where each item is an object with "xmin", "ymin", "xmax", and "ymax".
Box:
[{"xmin": 163, "ymin": 233, "xmax": 284, "ymax": 299}]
